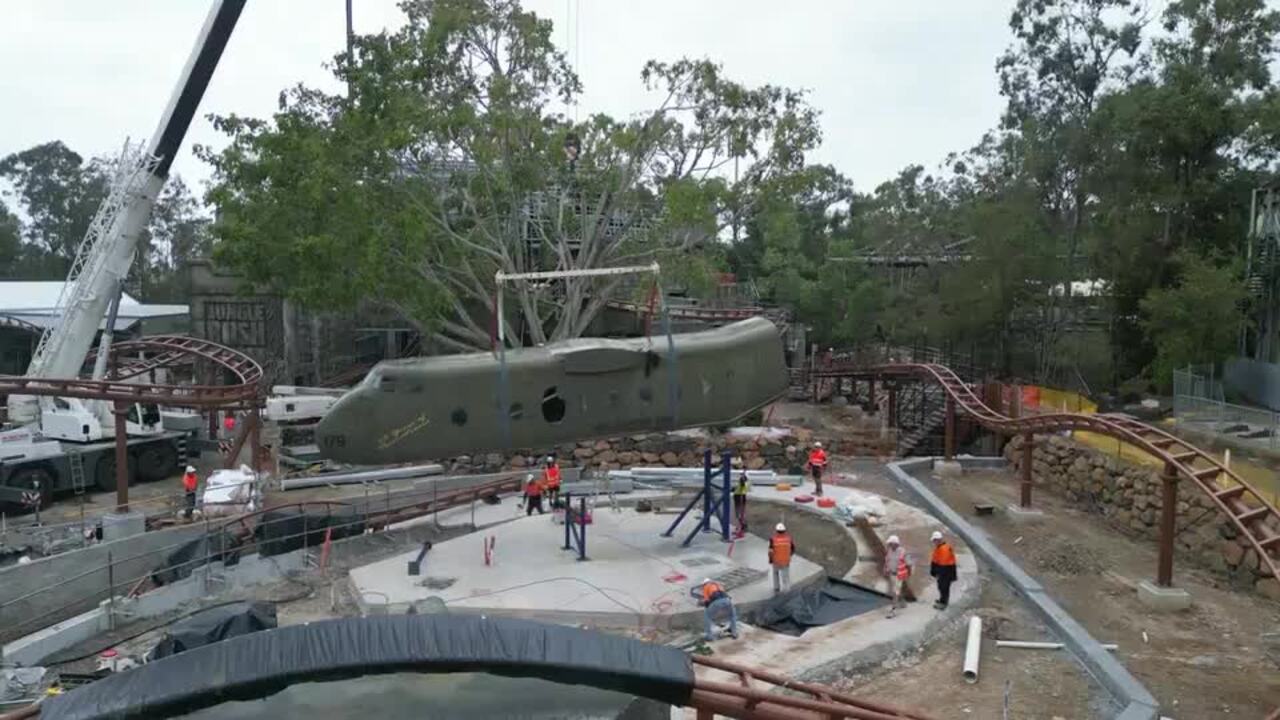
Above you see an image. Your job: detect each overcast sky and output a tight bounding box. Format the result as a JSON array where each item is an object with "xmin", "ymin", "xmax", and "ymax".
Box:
[{"xmin": 0, "ymin": 1, "xmax": 1016, "ymax": 200}]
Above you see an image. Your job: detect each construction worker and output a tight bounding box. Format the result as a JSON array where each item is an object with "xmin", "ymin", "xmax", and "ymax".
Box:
[
  {"xmin": 543, "ymin": 455, "xmax": 561, "ymax": 506},
  {"xmin": 883, "ymin": 534, "xmax": 912, "ymax": 618},
  {"xmin": 697, "ymin": 578, "xmax": 739, "ymax": 641},
  {"xmin": 807, "ymin": 441, "xmax": 828, "ymax": 496},
  {"xmin": 522, "ymin": 473, "xmax": 545, "ymax": 516},
  {"xmin": 768, "ymin": 523, "xmax": 796, "ymax": 593},
  {"xmin": 181, "ymin": 465, "xmax": 198, "ymax": 520},
  {"xmin": 929, "ymin": 531, "xmax": 958, "ymax": 610},
  {"xmin": 732, "ymin": 473, "xmax": 750, "ymax": 536}
]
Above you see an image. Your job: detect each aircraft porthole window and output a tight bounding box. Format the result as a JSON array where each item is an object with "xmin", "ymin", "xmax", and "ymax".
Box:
[
  {"xmin": 541, "ymin": 387, "xmax": 566, "ymax": 424},
  {"xmin": 609, "ymin": 391, "xmax": 620, "ymax": 406},
  {"xmin": 510, "ymin": 402, "xmax": 524, "ymax": 420},
  {"xmin": 450, "ymin": 407, "xmax": 468, "ymax": 426},
  {"xmin": 638, "ymin": 386, "xmax": 653, "ymax": 404}
]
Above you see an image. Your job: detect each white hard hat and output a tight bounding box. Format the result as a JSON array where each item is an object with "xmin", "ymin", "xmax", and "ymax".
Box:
[
  {"xmin": 526, "ymin": 473, "xmax": 534, "ymax": 481},
  {"xmin": 547, "ymin": 455, "xmax": 555, "ymax": 461},
  {"xmin": 775, "ymin": 523, "xmax": 786, "ymax": 532},
  {"xmin": 814, "ymin": 441, "xmax": 822, "ymax": 448},
  {"xmin": 185, "ymin": 466, "xmax": 196, "ymax": 473},
  {"xmin": 702, "ymin": 578, "xmax": 713, "ymax": 585},
  {"xmin": 931, "ymin": 531, "xmax": 943, "ymax": 542},
  {"xmin": 887, "ymin": 535, "xmax": 900, "ymax": 545}
]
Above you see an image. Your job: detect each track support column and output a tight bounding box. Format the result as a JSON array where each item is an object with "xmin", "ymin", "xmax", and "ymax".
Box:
[
  {"xmin": 1157, "ymin": 463, "xmax": 1178, "ymax": 587},
  {"xmin": 112, "ymin": 400, "xmax": 129, "ymax": 513},
  {"xmin": 868, "ymin": 377, "xmax": 877, "ymax": 411},
  {"xmin": 944, "ymin": 394, "xmax": 956, "ymax": 461},
  {"xmin": 887, "ymin": 382, "xmax": 898, "ymax": 427},
  {"xmin": 249, "ymin": 405, "xmax": 262, "ymax": 474},
  {"xmin": 1020, "ymin": 432, "xmax": 1034, "ymax": 508}
]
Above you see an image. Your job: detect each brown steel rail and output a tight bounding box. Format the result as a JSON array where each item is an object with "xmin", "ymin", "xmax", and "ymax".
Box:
[
  {"xmin": 690, "ymin": 655, "xmax": 937, "ymax": 720},
  {"xmin": 85, "ymin": 335, "xmax": 264, "ymax": 389},
  {"xmin": 812, "ymin": 361, "xmax": 1280, "ymax": 582},
  {"xmin": 0, "ymin": 335, "xmax": 263, "ymax": 410}
]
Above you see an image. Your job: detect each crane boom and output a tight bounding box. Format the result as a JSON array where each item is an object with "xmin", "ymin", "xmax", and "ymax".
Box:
[{"xmin": 9, "ymin": 0, "xmax": 246, "ymax": 427}]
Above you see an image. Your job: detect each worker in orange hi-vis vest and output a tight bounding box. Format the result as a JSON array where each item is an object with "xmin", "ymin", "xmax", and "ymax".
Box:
[
  {"xmin": 883, "ymin": 534, "xmax": 913, "ymax": 618},
  {"xmin": 929, "ymin": 531, "xmax": 958, "ymax": 610},
  {"xmin": 181, "ymin": 465, "xmax": 199, "ymax": 520},
  {"xmin": 697, "ymin": 578, "xmax": 739, "ymax": 641},
  {"xmin": 807, "ymin": 441, "xmax": 828, "ymax": 496},
  {"xmin": 522, "ymin": 473, "xmax": 545, "ymax": 516},
  {"xmin": 768, "ymin": 523, "xmax": 797, "ymax": 593},
  {"xmin": 542, "ymin": 455, "xmax": 562, "ymax": 507}
]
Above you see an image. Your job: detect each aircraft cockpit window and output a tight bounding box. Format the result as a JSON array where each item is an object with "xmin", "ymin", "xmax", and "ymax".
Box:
[
  {"xmin": 541, "ymin": 387, "xmax": 566, "ymax": 424},
  {"xmin": 378, "ymin": 376, "xmax": 396, "ymax": 392}
]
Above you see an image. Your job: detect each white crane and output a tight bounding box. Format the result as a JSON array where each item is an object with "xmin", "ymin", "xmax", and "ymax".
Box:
[
  {"xmin": 8, "ymin": 0, "xmax": 247, "ymax": 442},
  {"xmin": 0, "ymin": 0, "xmax": 246, "ymax": 508}
]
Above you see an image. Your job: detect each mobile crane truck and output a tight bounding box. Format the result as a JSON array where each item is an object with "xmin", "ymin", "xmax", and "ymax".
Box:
[{"xmin": 0, "ymin": 1, "xmax": 247, "ymax": 511}]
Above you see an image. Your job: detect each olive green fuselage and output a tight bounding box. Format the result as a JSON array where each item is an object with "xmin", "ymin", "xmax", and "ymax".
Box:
[{"xmin": 315, "ymin": 317, "xmax": 788, "ymax": 465}]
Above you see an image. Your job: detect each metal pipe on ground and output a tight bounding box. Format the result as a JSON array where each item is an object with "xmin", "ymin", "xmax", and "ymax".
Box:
[
  {"xmin": 996, "ymin": 640, "xmax": 1117, "ymax": 651},
  {"xmin": 963, "ymin": 615, "xmax": 982, "ymax": 684},
  {"xmin": 278, "ymin": 463, "xmax": 445, "ymax": 491}
]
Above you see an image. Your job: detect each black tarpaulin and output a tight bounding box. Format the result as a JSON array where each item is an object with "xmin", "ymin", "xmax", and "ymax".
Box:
[
  {"xmin": 147, "ymin": 601, "xmax": 277, "ymax": 661},
  {"xmin": 751, "ymin": 578, "xmax": 890, "ymax": 636},
  {"xmin": 255, "ymin": 507, "xmax": 366, "ymax": 557},
  {"xmin": 150, "ymin": 531, "xmax": 240, "ymax": 586},
  {"xmin": 41, "ymin": 614, "xmax": 695, "ymax": 720}
]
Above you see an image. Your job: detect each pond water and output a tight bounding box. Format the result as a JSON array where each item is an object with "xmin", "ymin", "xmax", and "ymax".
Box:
[{"xmin": 182, "ymin": 672, "xmax": 647, "ymax": 720}]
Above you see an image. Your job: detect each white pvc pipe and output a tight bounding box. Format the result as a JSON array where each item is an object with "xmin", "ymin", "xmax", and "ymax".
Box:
[
  {"xmin": 996, "ymin": 640, "xmax": 1118, "ymax": 651},
  {"xmin": 962, "ymin": 616, "xmax": 982, "ymax": 684}
]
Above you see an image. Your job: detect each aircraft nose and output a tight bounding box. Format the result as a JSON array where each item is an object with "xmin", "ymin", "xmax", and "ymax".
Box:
[{"xmin": 316, "ymin": 392, "xmax": 362, "ymax": 462}]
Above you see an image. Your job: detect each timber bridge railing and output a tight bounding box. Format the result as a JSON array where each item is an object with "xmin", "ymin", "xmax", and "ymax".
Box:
[{"xmin": 810, "ymin": 360, "xmax": 1280, "ymax": 590}]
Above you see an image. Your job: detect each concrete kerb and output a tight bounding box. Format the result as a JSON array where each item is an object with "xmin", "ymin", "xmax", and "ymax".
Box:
[{"xmin": 887, "ymin": 457, "xmax": 1160, "ymax": 720}]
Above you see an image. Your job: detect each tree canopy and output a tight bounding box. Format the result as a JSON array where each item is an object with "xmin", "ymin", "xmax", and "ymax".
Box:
[{"xmin": 201, "ymin": 0, "xmax": 828, "ymax": 352}]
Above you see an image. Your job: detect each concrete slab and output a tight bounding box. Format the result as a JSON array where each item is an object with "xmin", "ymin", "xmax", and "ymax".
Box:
[
  {"xmin": 1136, "ymin": 580, "xmax": 1192, "ymax": 612},
  {"xmin": 1005, "ymin": 503, "xmax": 1046, "ymax": 522},
  {"xmin": 349, "ymin": 508, "xmax": 824, "ymax": 629}
]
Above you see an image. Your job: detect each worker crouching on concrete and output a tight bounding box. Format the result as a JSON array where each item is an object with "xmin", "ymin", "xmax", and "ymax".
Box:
[
  {"xmin": 807, "ymin": 441, "xmax": 828, "ymax": 496},
  {"xmin": 543, "ymin": 455, "xmax": 561, "ymax": 506},
  {"xmin": 929, "ymin": 531, "xmax": 957, "ymax": 610},
  {"xmin": 522, "ymin": 473, "xmax": 545, "ymax": 516},
  {"xmin": 883, "ymin": 534, "xmax": 912, "ymax": 618},
  {"xmin": 698, "ymin": 578, "xmax": 739, "ymax": 641},
  {"xmin": 768, "ymin": 523, "xmax": 796, "ymax": 593},
  {"xmin": 182, "ymin": 465, "xmax": 198, "ymax": 519}
]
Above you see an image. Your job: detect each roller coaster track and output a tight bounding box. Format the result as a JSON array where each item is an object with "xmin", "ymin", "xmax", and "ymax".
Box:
[
  {"xmin": 813, "ymin": 361, "xmax": 1280, "ymax": 581},
  {"xmin": 0, "ymin": 335, "xmax": 263, "ymax": 410}
]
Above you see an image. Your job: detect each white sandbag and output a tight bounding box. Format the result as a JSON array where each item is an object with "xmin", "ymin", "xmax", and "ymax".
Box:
[{"xmin": 200, "ymin": 464, "xmax": 256, "ymax": 516}]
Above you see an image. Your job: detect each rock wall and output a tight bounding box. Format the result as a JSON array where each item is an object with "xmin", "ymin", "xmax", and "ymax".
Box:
[
  {"xmin": 447, "ymin": 428, "xmax": 815, "ymax": 476},
  {"xmin": 1004, "ymin": 434, "xmax": 1280, "ymax": 601}
]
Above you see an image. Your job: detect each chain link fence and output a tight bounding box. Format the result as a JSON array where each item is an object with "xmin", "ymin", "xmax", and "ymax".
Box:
[{"xmin": 1173, "ymin": 367, "xmax": 1280, "ymax": 450}]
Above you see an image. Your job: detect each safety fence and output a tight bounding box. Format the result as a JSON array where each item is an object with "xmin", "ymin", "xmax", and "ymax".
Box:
[
  {"xmin": 1173, "ymin": 367, "xmax": 1280, "ymax": 450},
  {"xmin": 0, "ymin": 475, "xmax": 265, "ymax": 562},
  {"xmin": 0, "ymin": 475, "xmax": 523, "ymax": 644}
]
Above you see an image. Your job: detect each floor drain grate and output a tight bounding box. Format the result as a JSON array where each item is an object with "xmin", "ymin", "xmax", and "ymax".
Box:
[
  {"xmin": 712, "ymin": 567, "xmax": 766, "ymax": 592},
  {"xmin": 680, "ymin": 556, "xmax": 721, "ymax": 568},
  {"xmin": 416, "ymin": 577, "xmax": 457, "ymax": 590}
]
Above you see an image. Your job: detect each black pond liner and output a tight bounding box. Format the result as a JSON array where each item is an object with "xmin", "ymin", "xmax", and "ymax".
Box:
[{"xmin": 749, "ymin": 577, "xmax": 892, "ymax": 636}]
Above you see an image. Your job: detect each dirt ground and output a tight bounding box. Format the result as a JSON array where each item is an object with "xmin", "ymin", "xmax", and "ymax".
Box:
[
  {"xmin": 837, "ymin": 577, "xmax": 1110, "ymax": 719},
  {"xmin": 922, "ymin": 469, "xmax": 1280, "ymax": 718}
]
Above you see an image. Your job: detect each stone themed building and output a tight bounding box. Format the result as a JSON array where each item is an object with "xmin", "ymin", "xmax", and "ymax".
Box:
[{"xmin": 187, "ymin": 259, "xmax": 417, "ymax": 386}]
